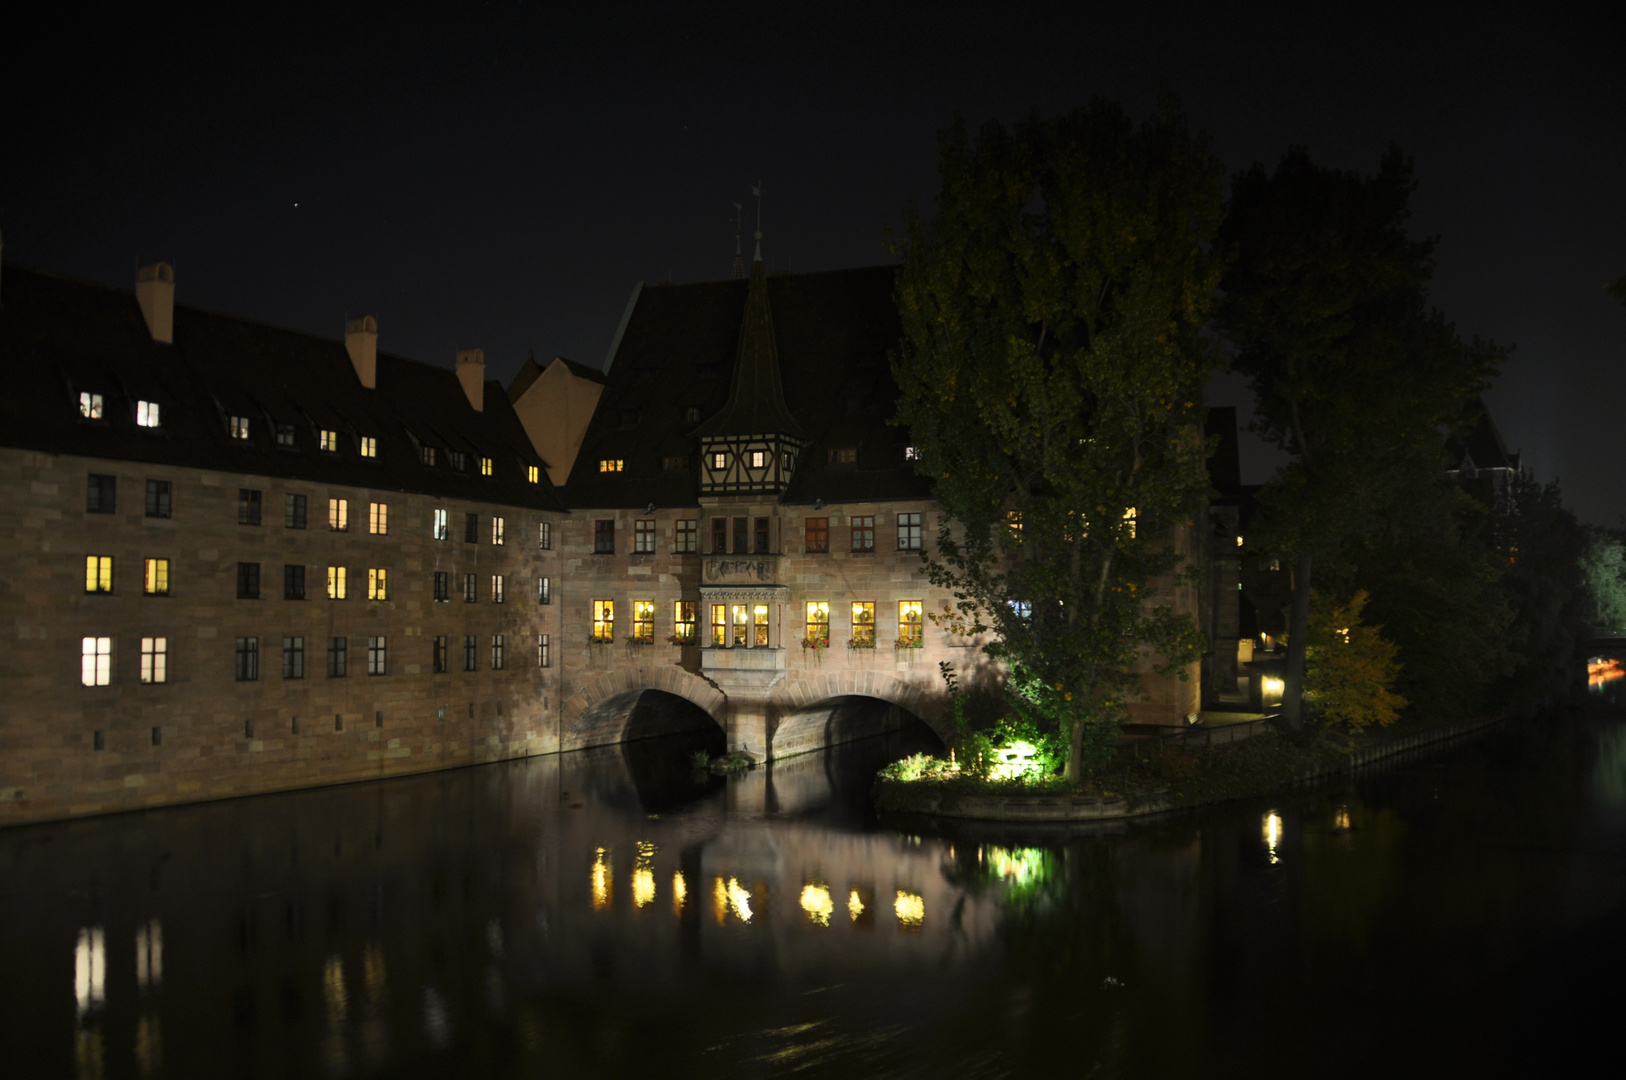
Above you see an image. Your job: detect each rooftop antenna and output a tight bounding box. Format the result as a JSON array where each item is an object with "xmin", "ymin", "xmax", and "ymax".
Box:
[
  {"xmin": 751, "ymin": 181, "xmax": 763, "ymax": 263},
  {"xmin": 731, "ymin": 200, "xmax": 744, "ymax": 280}
]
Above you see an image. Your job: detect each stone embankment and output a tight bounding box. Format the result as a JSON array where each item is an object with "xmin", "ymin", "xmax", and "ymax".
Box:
[{"xmin": 876, "ymin": 713, "xmax": 1509, "ymax": 824}]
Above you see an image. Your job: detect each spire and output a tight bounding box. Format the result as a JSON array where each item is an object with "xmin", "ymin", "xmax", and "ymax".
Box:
[
  {"xmin": 752, "ymin": 181, "xmax": 763, "ymax": 263},
  {"xmin": 731, "ymin": 200, "xmax": 744, "ymax": 281},
  {"xmin": 693, "ymin": 248, "xmax": 804, "ymax": 440}
]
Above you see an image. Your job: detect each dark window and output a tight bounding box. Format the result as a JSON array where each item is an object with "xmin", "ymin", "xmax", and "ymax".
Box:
[
  {"xmin": 151, "ymin": 726, "xmax": 162, "ymax": 747},
  {"xmin": 897, "ymin": 512, "xmax": 923, "ymax": 551},
  {"xmin": 274, "ymin": 423, "xmax": 296, "ymax": 448},
  {"xmin": 676, "ymin": 519, "xmax": 697, "ymax": 553},
  {"xmin": 492, "ymin": 635, "xmax": 506, "ymax": 670},
  {"xmin": 434, "ymin": 571, "xmax": 449, "ymax": 602},
  {"xmin": 539, "ymin": 633, "xmax": 550, "ymax": 668},
  {"xmin": 367, "ymin": 636, "xmax": 387, "ymax": 676},
  {"xmin": 421, "ymin": 445, "xmax": 437, "ymax": 467},
  {"xmin": 433, "ymin": 635, "xmax": 449, "ymax": 673},
  {"xmin": 237, "ymin": 562, "xmax": 261, "ymax": 599},
  {"xmin": 539, "ymin": 522, "xmax": 552, "ymax": 550},
  {"xmin": 538, "ymin": 576, "xmax": 551, "ymax": 604},
  {"xmin": 711, "ymin": 517, "xmax": 727, "ymax": 554},
  {"xmin": 144, "ymin": 480, "xmax": 172, "ymax": 519},
  {"xmin": 754, "ymin": 517, "xmax": 770, "ymax": 554},
  {"xmin": 662, "ymin": 454, "xmax": 689, "ymax": 471},
  {"xmin": 683, "ymin": 406, "xmax": 700, "ymax": 424},
  {"xmin": 327, "ymin": 637, "xmax": 347, "ymax": 677},
  {"xmin": 634, "ymin": 519, "xmax": 656, "ymax": 553},
  {"xmin": 827, "ymin": 447, "xmax": 858, "ymax": 467},
  {"xmin": 463, "ymin": 573, "xmax": 478, "ymax": 603},
  {"xmin": 851, "ymin": 516, "xmax": 875, "ymax": 552},
  {"xmin": 594, "ymin": 519, "xmax": 615, "ymax": 554},
  {"xmin": 235, "ymin": 637, "xmax": 259, "ymax": 681},
  {"xmin": 238, "ymin": 489, "xmax": 262, "ymax": 525},
  {"xmin": 464, "ymin": 513, "xmax": 479, "ymax": 543},
  {"xmin": 733, "ymin": 517, "xmax": 748, "ymax": 555},
  {"xmin": 285, "ymin": 494, "xmax": 307, "ymax": 529},
  {"xmin": 283, "ymin": 565, "xmax": 306, "ymax": 600},
  {"xmin": 87, "ymin": 474, "xmax": 116, "ymax": 514},
  {"xmin": 448, "ymin": 450, "xmax": 466, "ymax": 471},
  {"xmin": 805, "ymin": 517, "xmax": 829, "ymax": 554},
  {"xmin": 282, "ymin": 636, "xmax": 305, "ymax": 679},
  {"xmin": 464, "ymin": 634, "xmax": 478, "ymax": 672}
]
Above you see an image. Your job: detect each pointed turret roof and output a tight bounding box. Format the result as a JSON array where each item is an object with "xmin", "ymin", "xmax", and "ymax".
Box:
[{"xmin": 693, "ymin": 255, "xmax": 805, "ymax": 439}]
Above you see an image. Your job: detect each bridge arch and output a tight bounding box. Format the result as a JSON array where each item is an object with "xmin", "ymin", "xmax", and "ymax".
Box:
[
  {"xmin": 768, "ymin": 669, "xmax": 953, "ymax": 758},
  {"xmin": 562, "ymin": 667, "xmax": 728, "ymax": 751}
]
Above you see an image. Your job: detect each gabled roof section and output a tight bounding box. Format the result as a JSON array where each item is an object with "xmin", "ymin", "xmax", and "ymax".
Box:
[
  {"xmin": 1448, "ymin": 397, "xmax": 1519, "ymax": 473},
  {"xmin": 507, "ymin": 354, "xmax": 605, "ymax": 403},
  {"xmin": 0, "ymin": 264, "xmax": 566, "ymax": 513},
  {"xmin": 692, "ymin": 258, "xmax": 805, "ymax": 440}
]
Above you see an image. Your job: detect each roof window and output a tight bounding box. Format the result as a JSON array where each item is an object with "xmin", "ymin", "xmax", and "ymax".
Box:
[
  {"xmin": 229, "ymin": 415, "xmax": 251, "ymax": 440},
  {"xmin": 274, "ymin": 423, "xmax": 296, "ymax": 448},
  {"xmin": 599, "ymin": 459, "xmax": 624, "ymax": 473},
  {"xmin": 79, "ymin": 392, "xmax": 104, "ymax": 419},
  {"xmin": 136, "ymin": 401, "xmax": 161, "ymax": 428}
]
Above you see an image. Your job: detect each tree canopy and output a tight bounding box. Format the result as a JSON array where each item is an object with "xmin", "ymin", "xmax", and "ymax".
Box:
[{"xmin": 892, "ymin": 96, "xmax": 1222, "ymax": 778}]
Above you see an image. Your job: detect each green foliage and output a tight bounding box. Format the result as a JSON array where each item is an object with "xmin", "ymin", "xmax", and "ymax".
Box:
[
  {"xmin": 1304, "ymin": 590, "xmax": 1406, "ymax": 731},
  {"xmin": 1578, "ymin": 531, "xmax": 1626, "ymax": 633},
  {"xmin": 892, "ymin": 95, "xmax": 1221, "ymax": 780},
  {"xmin": 689, "ymin": 750, "xmax": 712, "ymax": 770},
  {"xmin": 1493, "ymin": 475, "xmax": 1588, "ymax": 711},
  {"xmin": 1609, "ymin": 274, "xmax": 1626, "ymax": 308}
]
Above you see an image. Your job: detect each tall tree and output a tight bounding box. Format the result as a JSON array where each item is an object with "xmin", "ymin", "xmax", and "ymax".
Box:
[
  {"xmin": 892, "ymin": 97, "xmax": 1222, "ymax": 779},
  {"xmin": 1219, "ymin": 147, "xmax": 1498, "ymax": 728}
]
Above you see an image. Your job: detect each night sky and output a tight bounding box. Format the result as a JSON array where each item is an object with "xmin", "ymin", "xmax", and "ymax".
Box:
[{"xmin": 6, "ymin": 3, "xmax": 1622, "ymax": 520}]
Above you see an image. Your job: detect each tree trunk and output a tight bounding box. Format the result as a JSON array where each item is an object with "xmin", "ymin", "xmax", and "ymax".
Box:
[
  {"xmin": 1281, "ymin": 552, "xmax": 1312, "ymax": 731},
  {"xmin": 1066, "ymin": 715, "xmax": 1085, "ymax": 783}
]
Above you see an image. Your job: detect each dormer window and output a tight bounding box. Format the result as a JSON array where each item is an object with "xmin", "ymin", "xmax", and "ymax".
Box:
[
  {"xmin": 827, "ymin": 447, "xmax": 858, "ymax": 467},
  {"xmin": 683, "ymin": 406, "xmax": 701, "ymax": 424},
  {"xmin": 230, "ymin": 416, "xmax": 251, "ymax": 440},
  {"xmin": 526, "ymin": 465, "xmax": 539, "ymax": 484},
  {"xmin": 662, "ymin": 455, "xmax": 689, "ymax": 472},
  {"xmin": 448, "ymin": 451, "xmax": 466, "ymax": 472},
  {"xmin": 136, "ymin": 401, "xmax": 161, "ymax": 428},
  {"xmin": 274, "ymin": 423, "xmax": 295, "ymax": 448},
  {"xmin": 359, "ymin": 436, "xmax": 377, "ymax": 458},
  {"xmin": 904, "ymin": 446, "xmax": 921, "ymax": 461},
  {"xmin": 421, "ymin": 446, "xmax": 437, "ymax": 467},
  {"xmin": 599, "ymin": 459, "xmax": 624, "ymax": 473},
  {"xmin": 480, "ymin": 457, "xmax": 493, "ymax": 476},
  {"xmin": 319, "ymin": 429, "xmax": 339, "ymax": 452},
  {"xmin": 79, "ymin": 393, "xmax": 104, "ymax": 419}
]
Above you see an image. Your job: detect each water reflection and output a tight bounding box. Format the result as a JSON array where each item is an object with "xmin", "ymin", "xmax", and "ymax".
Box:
[{"xmin": 799, "ymin": 883, "xmax": 834, "ymax": 927}]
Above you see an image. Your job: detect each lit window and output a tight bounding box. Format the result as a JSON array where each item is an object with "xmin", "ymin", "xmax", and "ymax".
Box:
[
  {"xmin": 144, "ymin": 480, "xmax": 171, "ymax": 518},
  {"xmin": 463, "ymin": 634, "xmax": 478, "ymax": 671},
  {"xmin": 676, "ymin": 519, "xmax": 697, "ymax": 553},
  {"xmin": 732, "ymin": 604, "xmax": 749, "ymax": 646},
  {"xmin": 754, "ymin": 604, "xmax": 769, "ymax": 647},
  {"xmin": 599, "ymin": 459, "xmax": 623, "ymax": 473},
  {"xmin": 538, "ymin": 634, "xmax": 551, "ymax": 668},
  {"xmin": 464, "ymin": 573, "xmax": 478, "ymax": 603},
  {"xmin": 634, "ymin": 519, "xmax": 656, "ymax": 553},
  {"xmin": 710, "ymin": 604, "xmax": 727, "ymax": 646},
  {"xmin": 136, "ymin": 401, "xmax": 161, "ymax": 428},
  {"xmin": 140, "ymin": 637, "xmax": 167, "ymax": 684},
  {"xmin": 592, "ymin": 600, "xmax": 615, "ymax": 642},
  {"xmin": 143, "ymin": 558, "xmax": 169, "ymax": 596},
  {"xmin": 1007, "ymin": 510, "xmax": 1023, "ymax": 540},
  {"xmin": 87, "ymin": 474, "xmax": 116, "ymax": 514},
  {"xmin": 327, "ymin": 566, "xmax": 347, "ymax": 600},
  {"xmin": 229, "ymin": 415, "xmax": 250, "ymax": 440},
  {"xmin": 433, "ymin": 508, "xmax": 448, "ymax": 540},
  {"xmin": 492, "ymin": 574, "xmax": 506, "ymax": 603},
  {"xmin": 537, "ymin": 576, "xmax": 551, "ymax": 604},
  {"xmin": 492, "ymin": 516, "xmax": 505, "ymax": 545},
  {"xmin": 367, "ymin": 568, "xmax": 388, "ymax": 601},
  {"xmin": 81, "ymin": 637, "xmax": 112, "ymax": 686},
  {"xmin": 1009, "ymin": 599, "xmax": 1032, "ymax": 620},
  {"xmin": 367, "ymin": 636, "xmax": 387, "ymax": 676},
  {"xmin": 851, "ymin": 602, "xmax": 876, "ymax": 647},
  {"xmin": 480, "ymin": 457, "xmax": 493, "ymax": 476},
  {"xmin": 897, "ymin": 512, "xmax": 922, "ymax": 551},
  {"xmin": 805, "ymin": 517, "xmax": 829, "ymax": 554},
  {"xmin": 319, "ymin": 429, "xmax": 338, "ymax": 452},
  {"xmin": 491, "ymin": 634, "xmax": 505, "ymax": 670},
  {"xmin": 899, "ymin": 601, "xmax": 923, "ymax": 647},
  {"xmin": 421, "ymin": 446, "xmax": 437, "ymax": 467},
  {"xmin": 285, "ymin": 494, "xmax": 307, "ymax": 529},
  {"xmin": 526, "ymin": 464, "xmax": 539, "ymax": 483},
  {"xmin": 328, "ymin": 498, "xmax": 349, "ymax": 532},
  {"xmin": 710, "ymin": 451, "xmax": 728, "ymax": 470},
  {"xmin": 850, "ymin": 516, "xmax": 875, "ymax": 552},
  {"xmin": 282, "ymin": 637, "xmax": 305, "ymax": 679},
  {"xmin": 674, "ymin": 602, "xmax": 696, "ymax": 643},
  {"xmin": 369, "ymin": 501, "xmax": 388, "ymax": 535},
  {"xmin": 79, "ymin": 392, "xmax": 103, "ymax": 419},
  {"xmin": 805, "ymin": 602, "xmax": 829, "ymax": 647},
  {"xmin": 434, "ymin": 571, "xmax": 449, "ymax": 602},
  {"xmin": 359, "ymin": 436, "xmax": 377, "ymax": 458},
  {"xmin": 238, "ymin": 489, "xmax": 261, "ymax": 525},
  {"xmin": 750, "ymin": 450, "xmax": 765, "ymax": 468},
  {"xmin": 633, "ymin": 600, "xmax": 655, "ymax": 643},
  {"xmin": 274, "ymin": 423, "xmax": 295, "ymax": 447},
  {"xmin": 826, "ymin": 447, "xmax": 857, "ymax": 466},
  {"xmin": 783, "ymin": 450, "xmax": 795, "ymax": 471},
  {"xmin": 327, "ymin": 637, "xmax": 347, "ymax": 677},
  {"xmin": 539, "ymin": 521, "xmax": 552, "ymax": 550},
  {"xmin": 904, "ymin": 446, "xmax": 920, "ymax": 461},
  {"xmin": 234, "ymin": 637, "xmax": 259, "ymax": 681},
  {"xmin": 1123, "ymin": 507, "xmax": 1137, "ymax": 540},
  {"xmin": 432, "ymin": 635, "xmax": 449, "ymax": 673},
  {"xmin": 85, "ymin": 556, "xmax": 113, "ymax": 594},
  {"xmin": 595, "ymin": 520, "xmax": 615, "ymax": 554},
  {"xmin": 448, "ymin": 451, "xmax": 466, "ymax": 472}
]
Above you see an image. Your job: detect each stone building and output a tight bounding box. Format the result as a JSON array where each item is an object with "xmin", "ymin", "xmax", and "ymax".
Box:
[{"xmin": 0, "ymin": 263, "xmax": 566, "ymax": 825}]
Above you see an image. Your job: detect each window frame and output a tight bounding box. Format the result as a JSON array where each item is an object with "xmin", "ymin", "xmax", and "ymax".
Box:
[
  {"xmin": 805, "ymin": 517, "xmax": 829, "ymax": 554},
  {"xmin": 899, "ymin": 600, "xmax": 924, "ymax": 647},
  {"xmin": 632, "ymin": 600, "xmax": 655, "ymax": 643},
  {"xmin": 282, "ymin": 636, "xmax": 306, "ymax": 679},
  {"xmin": 367, "ymin": 567, "xmax": 388, "ymax": 601},
  {"xmin": 238, "ymin": 488, "xmax": 261, "ymax": 526},
  {"xmin": 805, "ymin": 602, "xmax": 830, "ymax": 647},
  {"xmin": 850, "ymin": 515, "xmax": 875, "ymax": 553},
  {"xmin": 283, "ymin": 564, "xmax": 306, "ymax": 601},
  {"xmin": 851, "ymin": 601, "xmax": 876, "ymax": 647},
  {"xmin": 327, "ymin": 636, "xmax": 348, "ymax": 677},
  {"xmin": 592, "ymin": 600, "xmax": 615, "ymax": 642},
  {"xmin": 235, "ymin": 636, "xmax": 259, "ymax": 681},
  {"xmin": 85, "ymin": 555, "xmax": 114, "ymax": 594},
  {"xmin": 369, "ymin": 501, "xmax": 388, "ymax": 535},
  {"xmin": 673, "ymin": 601, "xmax": 696, "ymax": 643},
  {"xmin": 328, "ymin": 498, "xmax": 349, "ymax": 532},
  {"xmin": 594, "ymin": 519, "xmax": 616, "ymax": 555},
  {"xmin": 140, "ymin": 636, "xmax": 167, "ymax": 684},
  {"xmin": 81, "ymin": 636, "xmax": 113, "ymax": 687},
  {"xmin": 367, "ymin": 636, "xmax": 387, "ymax": 676},
  {"xmin": 897, "ymin": 512, "xmax": 922, "ymax": 551},
  {"xmin": 284, "ymin": 493, "xmax": 308, "ymax": 530},
  {"xmin": 236, "ymin": 562, "xmax": 261, "ymax": 600},
  {"xmin": 143, "ymin": 557, "xmax": 169, "ymax": 597},
  {"xmin": 634, "ymin": 518, "xmax": 656, "ymax": 554},
  {"xmin": 144, "ymin": 479, "xmax": 172, "ymax": 519},
  {"xmin": 87, "ymin": 474, "xmax": 116, "ymax": 515},
  {"xmin": 676, "ymin": 519, "xmax": 697, "ymax": 553},
  {"xmin": 327, "ymin": 565, "xmax": 348, "ymax": 600}
]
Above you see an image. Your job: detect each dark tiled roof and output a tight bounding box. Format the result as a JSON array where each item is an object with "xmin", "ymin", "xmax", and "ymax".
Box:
[
  {"xmin": 0, "ymin": 264, "xmax": 566, "ymax": 512},
  {"xmin": 692, "ymin": 258, "xmax": 806, "ymax": 440},
  {"xmin": 564, "ymin": 264, "xmax": 930, "ymax": 509}
]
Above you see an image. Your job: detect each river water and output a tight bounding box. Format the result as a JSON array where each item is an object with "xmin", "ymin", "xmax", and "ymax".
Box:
[{"xmin": 5, "ymin": 689, "xmax": 1626, "ymax": 1079}]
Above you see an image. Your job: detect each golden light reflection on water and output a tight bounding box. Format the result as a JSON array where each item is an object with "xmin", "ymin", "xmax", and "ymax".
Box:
[
  {"xmin": 672, "ymin": 871, "xmax": 688, "ymax": 916},
  {"xmin": 592, "ymin": 847, "xmax": 612, "ymax": 911},
  {"xmin": 1263, "ymin": 811, "xmax": 1283, "ymax": 865},
  {"xmin": 134, "ymin": 919, "xmax": 161, "ymax": 992},
  {"xmin": 894, "ymin": 890, "xmax": 925, "ymax": 929},
  {"xmin": 74, "ymin": 925, "xmax": 105, "ymax": 1018},
  {"xmin": 712, "ymin": 876, "xmax": 754, "ymax": 923},
  {"xmin": 633, "ymin": 841, "xmax": 657, "ymax": 909},
  {"xmin": 134, "ymin": 1012, "xmax": 162, "ymax": 1078},
  {"xmin": 799, "ymin": 883, "xmax": 834, "ymax": 926},
  {"xmin": 848, "ymin": 888, "xmax": 867, "ymax": 923}
]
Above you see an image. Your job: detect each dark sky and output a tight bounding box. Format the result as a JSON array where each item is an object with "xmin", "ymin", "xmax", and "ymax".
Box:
[{"xmin": 6, "ymin": 2, "xmax": 1623, "ymax": 520}]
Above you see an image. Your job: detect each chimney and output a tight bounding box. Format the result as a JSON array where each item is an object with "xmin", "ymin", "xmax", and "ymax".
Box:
[
  {"xmin": 345, "ymin": 315, "xmax": 378, "ymax": 388},
  {"xmin": 457, "ymin": 347, "xmax": 485, "ymax": 411},
  {"xmin": 135, "ymin": 263, "xmax": 175, "ymax": 343}
]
